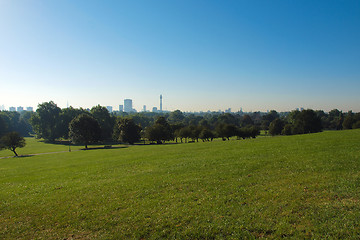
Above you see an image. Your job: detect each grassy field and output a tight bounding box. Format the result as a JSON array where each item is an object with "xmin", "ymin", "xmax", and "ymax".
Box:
[{"xmin": 1, "ymin": 130, "xmax": 360, "ymax": 239}]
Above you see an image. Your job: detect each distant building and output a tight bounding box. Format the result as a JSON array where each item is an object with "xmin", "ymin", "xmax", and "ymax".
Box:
[
  {"xmin": 0, "ymin": 105, "xmax": 4, "ymax": 111},
  {"xmin": 160, "ymin": 94, "xmax": 163, "ymax": 112},
  {"xmin": 143, "ymin": 105, "xmax": 146, "ymax": 112},
  {"xmin": 152, "ymin": 107, "xmax": 158, "ymax": 113},
  {"xmin": 106, "ymin": 106, "xmax": 113, "ymax": 113},
  {"xmin": 119, "ymin": 105, "xmax": 123, "ymax": 112},
  {"xmin": 124, "ymin": 99, "xmax": 132, "ymax": 112},
  {"xmin": 26, "ymin": 107, "xmax": 34, "ymax": 112},
  {"xmin": 17, "ymin": 106, "xmax": 24, "ymax": 112},
  {"xmin": 9, "ymin": 107, "xmax": 16, "ymax": 111},
  {"xmin": 225, "ymin": 108, "xmax": 231, "ymax": 113}
]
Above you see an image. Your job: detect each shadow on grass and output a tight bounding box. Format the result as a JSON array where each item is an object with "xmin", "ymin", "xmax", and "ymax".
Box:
[
  {"xmin": 17, "ymin": 155, "xmax": 34, "ymax": 158},
  {"xmin": 80, "ymin": 146, "xmax": 128, "ymax": 151}
]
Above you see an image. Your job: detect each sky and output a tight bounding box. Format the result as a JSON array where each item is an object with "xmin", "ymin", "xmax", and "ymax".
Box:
[{"xmin": 0, "ymin": 0, "xmax": 359, "ymax": 112}]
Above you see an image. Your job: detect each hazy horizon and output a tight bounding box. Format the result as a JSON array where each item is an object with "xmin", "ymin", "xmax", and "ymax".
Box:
[{"xmin": 1, "ymin": 1, "xmax": 359, "ymax": 112}]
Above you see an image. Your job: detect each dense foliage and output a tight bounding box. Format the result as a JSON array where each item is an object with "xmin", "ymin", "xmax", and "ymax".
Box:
[
  {"xmin": 69, "ymin": 114, "xmax": 101, "ymax": 149},
  {"xmin": 0, "ymin": 131, "xmax": 26, "ymax": 156},
  {"xmin": 3, "ymin": 101, "xmax": 359, "ymax": 144},
  {"xmin": 0, "ymin": 111, "xmax": 34, "ymax": 137}
]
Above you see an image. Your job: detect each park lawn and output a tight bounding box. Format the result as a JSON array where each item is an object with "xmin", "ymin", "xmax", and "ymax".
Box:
[
  {"xmin": 0, "ymin": 137, "xmax": 111, "ymax": 158},
  {"xmin": 1, "ymin": 129, "xmax": 360, "ymax": 239}
]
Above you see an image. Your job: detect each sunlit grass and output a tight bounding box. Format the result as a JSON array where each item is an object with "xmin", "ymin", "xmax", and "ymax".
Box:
[{"xmin": 1, "ymin": 130, "xmax": 360, "ymax": 239}]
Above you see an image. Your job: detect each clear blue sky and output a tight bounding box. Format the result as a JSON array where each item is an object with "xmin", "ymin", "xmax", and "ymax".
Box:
[{"xmin": 1, "ymin": 0, "xmax": 359, "ymax": 112}]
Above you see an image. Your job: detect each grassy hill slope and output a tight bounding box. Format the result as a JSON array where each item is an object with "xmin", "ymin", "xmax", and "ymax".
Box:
[{"xmin": 1, "ymin": 130, "xmax": 360, "ymax": 239}]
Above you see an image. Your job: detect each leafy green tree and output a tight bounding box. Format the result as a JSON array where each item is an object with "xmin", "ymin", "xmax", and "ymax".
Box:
[
  {"xmin": 30, "ymin": 101, "xmax": 62, "ymax": 142},
  {"xmin": 328, "ymin": 109, "xmax": 343, "ymax": 130},
  {"xmin": 168, "ymin": 110, "xmax": 185, "ymax": 123},
  {"xmin": 342, "ymin": 112, "xmax": 354, "ymax": 129},
  {"xmin": 282, "ymin": 124, "xmax": 293, "ymax": 135},
  {"xmin": 0, "ymin": 132, "xmax": 26, "ymax": 156},
  {"xmin": 176, "ymin": 126, "xmax": 192, "ymax": 143},
  {"xmin": 113, "ymin": 118, "xmax": 141, "ymax": 144},
  {"xmin": 0, "ymin": 114, "xmax": 8, "ymax": 137},
  {"xmin": 145, "ymin": 117, "xmax": 173, "ymax": 144},
  {"xmin": 236, "ymin": 126, "xmax": 260, "ymax": 139},
  {"xmin": 216, "ymin": 123, "xmax": 237, "ymax": 140},
  {"xmin": 269, "ymin": 118, "xmax": 284, "ymax": 136},
  {"xmin": 293, "ymin": 109, "xmax": 322, "ymax": 134},
  {"xmin": 262, "ymin": 110, "xmax": 279, "ymax": 123},
  {"xmin": 353, "ymin": 121, "xmax": 360, "ymax": 129},
  {"xmin": 69, "ymin": 114, "xmax": 101, "ymax": 149},
  {"xmin": 59, "ymin": 107, "xmax": 87, "ymax": 139},
  {"xmin": 171, "ymin": 123, "xmax": 184, "ymax": 143},
  {"xmin": 241, "ymin": 114, "xmax": 254, "ymax": 127},
  {"xmin": 90, "ymin": 105, "xmax": 115, "ymax": 141},
  {"xmin": 199, "ymin": 128, "xmax": 215, "ymax": 142}
]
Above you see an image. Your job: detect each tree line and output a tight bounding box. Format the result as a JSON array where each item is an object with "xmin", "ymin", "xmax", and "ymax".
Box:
[{"xmin": 1, "ymin": 101, "xmax": 360, "ymax": 149}]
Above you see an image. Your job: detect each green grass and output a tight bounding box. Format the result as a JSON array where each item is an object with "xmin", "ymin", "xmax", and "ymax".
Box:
[
  {"xmin": 0, "ymin": 138, "xmax": 81, "ymax": 158},
  {"xmin": 1, "ymin": 130, "xmax": 360, "ymax": 239}
]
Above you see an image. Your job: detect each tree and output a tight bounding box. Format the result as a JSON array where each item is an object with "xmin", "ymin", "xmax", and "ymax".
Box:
[
  {"xmin": 69, "ymin": 114, "xmax": 101, "ymax": 149},
  {"xmin": 145, "ymin": 117, "xmax": 173, "ymax": 144},
  {"xmin": 216, "ymin": 123, "xmax": 237, "ymax": 140},
  {"xmin": 282, "ymin": 124, "xmax": 293, "ymax": 135},
  {"xmin": 342, "ymin": 112, "xmax": 354, "ymax": 129},
  {"xmin": 241, "ymin": 115, "xmax": 254, "ymax": 127},
  {"xmin": 269, "ymin": 118, "xmax": 284, "ymax": 136},
  {"xmin": 199, "ymin": 128, "xmax": 215, "ymax": 141},
  {"xmin": 113, "ymin": 118, "xmax": 141, "ymax": 144},
  {"xmin": 293, "ymin": 109, "xmax": 322, "ymax": 134},
  {"xmin": 0, "ymin": 114, "xmax": 8, "ymax": 137},
  {"xmin": 30, "ymin": 101, "xmax": 62, "ymax": 142},
  {"xmin": 59, "ymin": 107, "xmax": 87, "ymax": 139},
  {"xmin": 90, "ymin": 105, "xmax": 115, "ymax": 141},
  {"xmin": 176, "ymin": 126, "xmax": 192, "ymax": 143},
  {"xmin": 168, "ymin": 110, "xmax": 185, "ymax": 123},
  {"xmin": 0, "ymin": 132, "xmax": 26, "ymax": 156},
  {"xmin": 262, "ymin": 110, "xmax": 279, "ymax": 123}
]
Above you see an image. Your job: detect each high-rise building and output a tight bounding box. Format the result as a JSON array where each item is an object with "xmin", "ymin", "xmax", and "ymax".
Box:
[
  {"xmin": 26, "ymin": 107, "xmax": 34, "ymax": 112},
  {"xmin": 106, "ymin": 106, "xmax": 113, "ymax": 113},
  {"xmin": 152, "ymin": 107, "xmax": 158, "ymax": 112},
  {"xmin": 119, "ymin": 105, "xmax": 123, "ymax": 112},
  {"xmin": 143, "ymin": 105, "xmax": 146, "ymax": 112},
  {"xmin": 124, "ymin": 99, "xmax": 132, "ymax": 112},
  {"xmin": 160, "ymin": 94, "xmax": 163, "ymax": 112},
  {"xmin": 9, "ymin": 107, "xmax": 16, "ymax": 111}
]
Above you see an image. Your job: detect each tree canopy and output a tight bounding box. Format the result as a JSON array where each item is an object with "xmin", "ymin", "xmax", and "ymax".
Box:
[
  {"xmin": 69, "ymin": 114, "xmax": 101, "ymax": 149},
  {"xmin": 0, "ymin": 132, "xmax": 26, "ymax": 156},
  {"xmin": 113, "ymin": 118, "xmax": 141, "ymax": 144}
]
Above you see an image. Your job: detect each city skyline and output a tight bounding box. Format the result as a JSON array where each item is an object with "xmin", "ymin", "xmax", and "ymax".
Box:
[{"xmin": 1, "ymin": 1, "xmax": 359, "ymax": 112}]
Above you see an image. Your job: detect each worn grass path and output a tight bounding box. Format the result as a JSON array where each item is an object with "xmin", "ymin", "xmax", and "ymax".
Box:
[{"xmin": 1, "ymin": 130, "xmax": 360, "ymax": 239}]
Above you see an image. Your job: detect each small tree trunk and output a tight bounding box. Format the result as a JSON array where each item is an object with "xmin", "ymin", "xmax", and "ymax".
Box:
[{"xmin": 12, "ymin": 148, "xmax": 18, "ymax": 157}]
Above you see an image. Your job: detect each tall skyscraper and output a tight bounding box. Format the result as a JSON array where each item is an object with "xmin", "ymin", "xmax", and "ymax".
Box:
[
  {"xmin": 119, "ymin": 105, "xmax": 123, "ymax": 112},
  {"xmin": 143, "ymin": 105, "xmax": 146, "ymax": 112},
  {"xmin": 124, "ymin": 99, "xmax": 132, "ymax": 112},
  {"xmin": 160, "ymin": 94, "xmax": 163, "ymax": 112}
]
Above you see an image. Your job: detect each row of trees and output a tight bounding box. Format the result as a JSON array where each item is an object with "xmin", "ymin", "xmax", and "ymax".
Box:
[
  {"xmin": 2, "ymin": 101, "xmax": 360, "ymax": 148},
  {"xmin": 268, "ymin": 109, "xmax": 360, "ymax": 136},
  {"xmin": 0, "ymin": 111, "xmax": 34, "ymax": 138}
]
